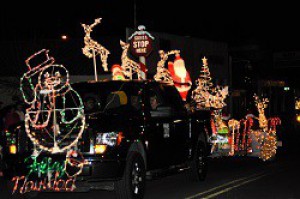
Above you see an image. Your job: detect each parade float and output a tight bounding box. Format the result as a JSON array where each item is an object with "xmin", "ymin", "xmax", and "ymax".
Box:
[
  {"xmin": 11, "ymin": 16, "xmax": 283, "ymax": 196},
  {"xmin": 190, "ymin": 57, "xmax": 281, "ymax": 161}
]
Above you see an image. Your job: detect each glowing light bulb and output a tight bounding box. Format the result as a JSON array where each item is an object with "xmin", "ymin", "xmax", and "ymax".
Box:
[{"xmin": 61, "ymin": 35, "xmax": 68, "ymax": 40}]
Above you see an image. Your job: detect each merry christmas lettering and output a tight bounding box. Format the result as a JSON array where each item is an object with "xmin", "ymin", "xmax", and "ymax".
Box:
[
  {"xmin": 12, "ymin": 174, "xmax": 76, "ymax": 194},
  {"xmin": 12, "ymin": 157, "xmax": 76, "ymax": 194}
]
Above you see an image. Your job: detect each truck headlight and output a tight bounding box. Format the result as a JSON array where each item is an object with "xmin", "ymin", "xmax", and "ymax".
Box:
[
  {"xmin": 297, "ymin": 115, "xmax": 300, "ymax": 123},
  {"xmin": 93, "ymin": 132, "xmax": 124, "ymax": 154},
  {"xmin": 9, "ymin": 145, "xmax": 17, "ymax": 154},
  {"xmin": 94, "ymin": 144, "xmax": 107, "ymax": 154}
]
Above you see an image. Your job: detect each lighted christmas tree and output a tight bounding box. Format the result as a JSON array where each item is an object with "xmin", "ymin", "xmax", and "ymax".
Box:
[
  {"xmin": 192, "ymin": 57, "xmax": 230, "ymax": 157},
  {"xmin": 192, "ymin": 57, "xmax": 209, "ymax": 109},
  {"xmin": 198, "ymin": 57, "xmax": 213, "ymax": 92},
  {"xmin": 192, "ymin": 57, "xmax": 228, "ymax": 110}
]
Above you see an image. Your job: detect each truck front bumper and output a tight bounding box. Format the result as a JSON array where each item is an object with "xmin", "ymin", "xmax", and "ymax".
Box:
[{"xmin": 77, "ymin": 157, "xmax": 126, "ymax": 181}]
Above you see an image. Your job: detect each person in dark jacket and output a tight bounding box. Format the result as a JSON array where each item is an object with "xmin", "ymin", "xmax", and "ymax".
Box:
[{"xmin": 3, "ymin": 106, "xmax": 20, "ymax": 129}]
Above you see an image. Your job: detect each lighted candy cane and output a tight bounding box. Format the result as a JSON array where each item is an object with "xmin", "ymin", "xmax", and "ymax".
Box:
[
  {"xmin": 246, "ymin": 117, "xmax": 254, "ymax": 153},
  {"xmin": 228, "ymin": 119, "xmax": 240, "ymax": 156}
]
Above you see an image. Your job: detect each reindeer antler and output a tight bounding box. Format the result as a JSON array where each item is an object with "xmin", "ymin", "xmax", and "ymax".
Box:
[
  {"xmin": 82, "ymin": 18, "xmax": 110, "ymax": 74},
  {"xmin": 91, "ymin": 18, "xmax": 102, "ymax": 28},
  {"xmin": 82, "ymin": 18, "xmax": 102, "ymax": 32},
  {"xmin": 254, "ymin": 94, "xmax": 269, "ymax": 110},
  {"xmin": 157, "ymin": 50, "xmax": 180, "ymax": 68}
]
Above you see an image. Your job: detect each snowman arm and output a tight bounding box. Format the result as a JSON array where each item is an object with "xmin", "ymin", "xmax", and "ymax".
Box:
[
  {"xmin": 60, "ymin": 108, "xmax": 84, "ymax": 125},
  {"xmin": 20, "ymin": 74, "xmax": 38, "ymax": 104},
  {"xmin": 60, "ymin": 90, "xmax": 84, "ymax": 124}
]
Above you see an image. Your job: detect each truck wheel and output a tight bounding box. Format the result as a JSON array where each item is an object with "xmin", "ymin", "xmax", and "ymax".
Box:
[
  {"xmin": 115, "ymin": 152, "xmax": 146, "ymax": 199},
  {"xmin": 188, "ymin": 143, "xmax": 207, "ymax": 181}
]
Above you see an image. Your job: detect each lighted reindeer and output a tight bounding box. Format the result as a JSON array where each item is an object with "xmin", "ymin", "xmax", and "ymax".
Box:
[
  {"xmin": 252, "ymin": 94, "xmax": 280, "ymax": 161},
  {"xmin": 82, "ymin": 18, "xmax": 110, "ymax": 72},
  {"xmin": 120, "ymin": 40, "xmax": 143, "ymax": 80},
  {"xmin": 254, "ymin": 94, "xmax": 269, "ymax": 130},
  {"xmin": 154, "ymin": 50, "xmax": 180, "ymax": 84}
]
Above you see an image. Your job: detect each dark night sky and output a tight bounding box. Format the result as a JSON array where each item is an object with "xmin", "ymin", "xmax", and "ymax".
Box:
[{"xmin": 1, "ymin": 1, "xmax": 300, "ymax": 51}]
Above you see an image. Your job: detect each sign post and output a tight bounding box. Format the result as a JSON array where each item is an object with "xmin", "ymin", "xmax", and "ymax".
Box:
[{"xmin": 128, "ymin": 25, "xmax": 154, "ymax": 79}]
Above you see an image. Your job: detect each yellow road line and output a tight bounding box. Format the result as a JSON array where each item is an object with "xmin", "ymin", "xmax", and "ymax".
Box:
[
  {"xmin": 185, "ymin": 172, "xmax": 267, "ymax": 199},
  {"xmin": 203, "ymin": 174, "xmax": 268, "ymax": 199}
]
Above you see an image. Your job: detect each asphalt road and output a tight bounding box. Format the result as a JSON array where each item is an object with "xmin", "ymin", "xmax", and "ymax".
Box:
[{"xmin": 1, "ymin": 149, "xmax": 299, "ymax": 199}]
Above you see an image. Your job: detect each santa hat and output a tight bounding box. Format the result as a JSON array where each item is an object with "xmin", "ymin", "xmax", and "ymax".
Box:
[
  {"xmin": 111, "ymin": 64, "xmax": 125, "ymax": 80},
  {"xmin": 174, "ymin": 54, "xmax": 185, "ymax": 66},
  {"xmin": 175, "ymin": 54, "xmax": 182, "ymax": 61},
  {"xmin": 111, "ymin": 64, "xmax": 122, "ymax": 74}
]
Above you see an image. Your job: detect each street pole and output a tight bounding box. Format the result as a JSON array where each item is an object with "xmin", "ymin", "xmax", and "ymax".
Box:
[
  {"xmin": 139, "ymin": 56, "xmax": 146, "ymax": 79},
  {"xmin": 92, "ymin": 49, "xmax": 98, "ymax": 81},
  {"xmin": 134, "ymin": 0, "xmax": 137, "ymax": 29}
]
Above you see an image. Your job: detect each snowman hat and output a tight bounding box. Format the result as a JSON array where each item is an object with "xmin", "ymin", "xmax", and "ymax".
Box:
[{"xmin": 25, "ymin": 49, "xmax": 55, "ymax": 71}]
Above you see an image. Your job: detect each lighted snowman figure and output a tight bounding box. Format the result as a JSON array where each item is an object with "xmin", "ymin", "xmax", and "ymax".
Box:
[{"xmin": 21, "ymin": 49, "xmax": 85, "ymax": 155}]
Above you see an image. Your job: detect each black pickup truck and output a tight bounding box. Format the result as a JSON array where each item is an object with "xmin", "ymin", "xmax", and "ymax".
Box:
[{"xmin": 1, "ymin": 80, "xmax": 212, "ymax": 199}]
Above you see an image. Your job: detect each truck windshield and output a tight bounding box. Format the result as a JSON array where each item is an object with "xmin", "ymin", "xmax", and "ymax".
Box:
[{"xmin": 73, "ymin": 82, "xmax": 142, "ymax": 115}]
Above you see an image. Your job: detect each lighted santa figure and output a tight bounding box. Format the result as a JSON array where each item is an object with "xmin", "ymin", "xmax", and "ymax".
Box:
[
  {"xmin": 111, "ymin": 64, "xmax": 125, "ymax": 80},
  {"xmin": 168, "ymin": 54, "xmax": 192, "ymax": 101}
]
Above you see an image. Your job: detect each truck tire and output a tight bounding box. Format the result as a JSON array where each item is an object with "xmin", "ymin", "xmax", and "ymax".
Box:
[
  {"xmin": 115, "ymin": 152, "xmax": 146, "ymax": 199},
  {"xmin": 187, "ymin": 142, "xmax": 208, "ymax": 181}
]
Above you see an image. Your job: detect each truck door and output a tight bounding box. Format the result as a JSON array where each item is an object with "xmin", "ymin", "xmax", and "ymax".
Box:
[
  {"xmin": 144, "ymin": 85, "xmax": 174, "ymax": 170},
  {"xmin": 161, "ymin": 85, "xmax": 190, "ymax": 165}
]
